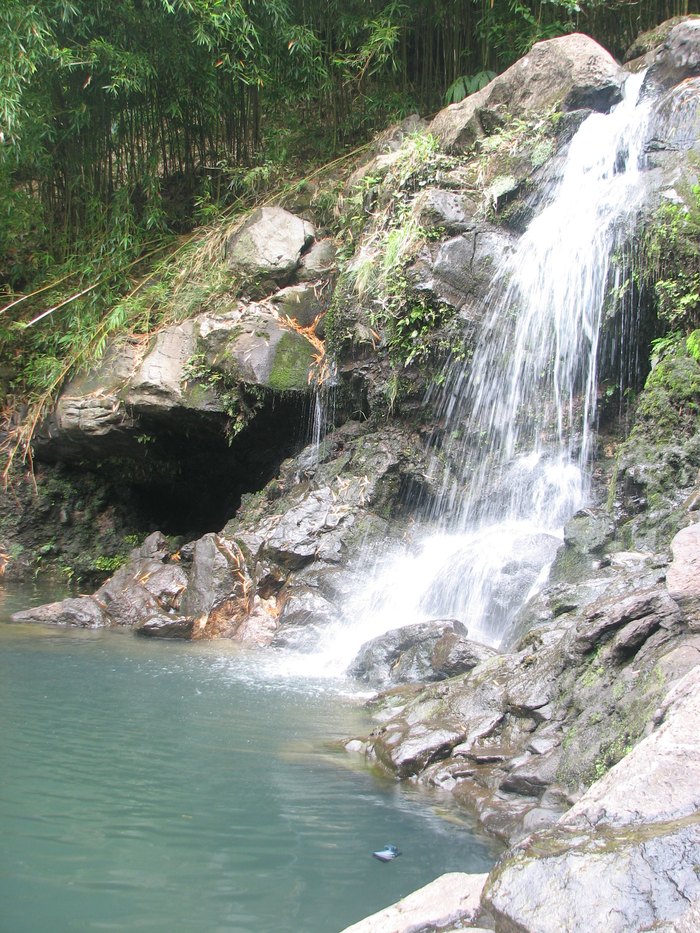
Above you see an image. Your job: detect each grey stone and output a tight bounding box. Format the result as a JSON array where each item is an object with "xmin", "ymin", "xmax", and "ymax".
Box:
[
  {"xmin": 373, "ymin": 724, "xmax": 466, "ymax": 779},
  {"xmin": 411, "ymin": 227, "xmax": 515, "ymax": 318},
  {"xmin": 429, "ymin": 33, "xmax": 622, "ymax": 153},
  {"xmin": 340, "ymin": 872, "xmax": 487, "ymax": 933},
  {"xmin": 411, "ymin": 187, "xmax": 479, "ymax": 235},
  {"xmin": 484, "ymin": 667, "xmax": 700, "ymax": 931},
  {"xmin": 197, "ymin": 305, "xmax": 317, "ymax": 393},
  {"xmin": 486, "ymin": 819, "xmax": 700, "ymax": 933},
  {"xmin": 122, "ymin": 320, "xmax": 219, "ymax": 415},
  {"xmin": 137, "ymin": 614, "xmax": 195, "ymax": 638},
  {"xmin": 181, "ymin": 533, "xmax": 249, "ymax": 618},
  {"xmin": 644, "ymin": 20, "xmax": 700, "ymax": 94},
  {"xmin": 11, "ymin": 596, "xmax": 107, "ymax": 628},
  {"xmin": 574, "ymin": 587, "xmax": 681, "ymax": 653},
  {"xmin": 349, "ymin": 619, "xmax": 495, "ymax": 689},
  {"xmin": 297, "ymin": 238, "xmax": 337, "ymax": 282},
  {"xmin": 269, "ymin": 284, "xmax": 324, "ymax": 328},
  {"xmin": 666, "ymin": 522, "xmax": 700, "ymax": 627},
  {"xmin": 500, "ymin": 747, "xmax": 561, "ymax": 796},
  {"xmin": 225, "ymin": 206, "xmax": 314, "ymax": 287}
]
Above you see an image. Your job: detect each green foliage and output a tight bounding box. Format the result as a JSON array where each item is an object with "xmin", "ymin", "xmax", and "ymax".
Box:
[
  {"xmin": 444, "ymin": 70, "xmax": 496, "ymax": 104},
  {"xmin": 182, "ymin": 351, "xmax": 265, "ymax": 443},
  {"xmin": 639, "ymin": 336, "xmax": 700, "ymax": 435},
  {"xmin": 646, "ymin": 184, "xmax": 700, "ymax": 332},
  {"xmin": 92, "ymin": 554, "xmax": 127, "ymax": 573}
]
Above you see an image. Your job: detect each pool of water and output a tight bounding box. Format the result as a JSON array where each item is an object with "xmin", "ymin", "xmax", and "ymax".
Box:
[{"xmin": 0, "ymin": 600, "xmax": 499, "ymax": 932}]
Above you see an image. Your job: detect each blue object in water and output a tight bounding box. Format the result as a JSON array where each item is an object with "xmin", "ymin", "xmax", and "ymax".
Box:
[{"xmin": 372, "ymin": 844, "xmax": 401, "ymax": 862}]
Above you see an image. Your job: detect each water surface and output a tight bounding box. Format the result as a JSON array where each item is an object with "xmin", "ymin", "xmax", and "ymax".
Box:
[{"xmin": 0, "ymin": 614, "xmax": 498, "ymax": 932}]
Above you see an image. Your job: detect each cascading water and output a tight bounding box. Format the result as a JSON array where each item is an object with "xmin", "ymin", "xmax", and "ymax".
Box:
[{"xmin": 282, "ymin": 72, "xmax": 656, "ymax": 678}]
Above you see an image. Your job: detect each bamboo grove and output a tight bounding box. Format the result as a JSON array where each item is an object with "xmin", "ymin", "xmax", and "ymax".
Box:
[{"xmin": 0, "ymin": 0, "xmax": 696, "ymax": 423}]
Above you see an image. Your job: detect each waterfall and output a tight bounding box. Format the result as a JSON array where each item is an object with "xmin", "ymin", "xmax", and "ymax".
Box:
[{"xmin": 283, "ymin": 72, "xmax": 655, "ymax": 678}]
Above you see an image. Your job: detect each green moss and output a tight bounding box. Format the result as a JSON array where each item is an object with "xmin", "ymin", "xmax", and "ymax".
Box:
[{"xmin": 266, "ymin": 331, "xmax": 315, "ymax": 392}]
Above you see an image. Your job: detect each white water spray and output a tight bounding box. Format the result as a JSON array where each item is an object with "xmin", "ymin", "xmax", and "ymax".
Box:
[{"xmin": 280, "ymin": 73, "xmax": 655, "ymax": 678}]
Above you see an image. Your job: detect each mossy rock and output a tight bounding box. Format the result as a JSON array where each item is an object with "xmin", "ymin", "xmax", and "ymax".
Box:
[{"xmin": 266, "ymin": 330, "xmax": 316, "ymax": 392}]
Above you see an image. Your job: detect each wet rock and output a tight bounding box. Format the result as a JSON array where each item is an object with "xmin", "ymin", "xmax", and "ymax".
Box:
[
  {"xmin": 643, "ymin": 19, "xmax": 700, "ymax": 94},
  {"xmin": 563, "ymin": 509, "xmax": 615, "ymax": 555},
  {"xmin": 181, "ymin": 533, "xmax": 250, "ymax": 618},
  {"xmin": 225, "ymin": 206, "xmax": 314, "ymax": 291},
  {"xmin": 429, "ymin": 34, "xmax": 623, "ymax": 153},
  {"xmin": 278, "ymin": 585, "xmax": 337, "ymax": 626},
  {"xmin": 574, "ymin": 586, "xmax": 681, "ymax": 654},
  {"xmin": 137, "ymin": 614, "xmax": 195, "ymax": 638},
  {"xmin": 410, "ymin": 226, "xmax": 515, "ymax": 318},
  {"xmin": 12, "ymin": 596, "xmax": 107, "ymax": 628},
  {"xmin": 269, "ymin": 284, "xmax": 324, "ymax": 329},
  {"xmin": 349, "ymin": 619, "xmax": 495, "ymax": 689},
  {"xmin": 372, "ymin": 723, "xmax": 466, "ymax": 779},
  {"xmin": 93, "ymin": 546, "xmax": 188, "ymax": 628},
  {"xmin": 499, "ymin": 747, "xmax": 562, "ymax": 796}
]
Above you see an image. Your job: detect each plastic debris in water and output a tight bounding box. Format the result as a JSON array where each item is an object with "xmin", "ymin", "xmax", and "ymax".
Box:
[{"xmin": 372, "ymin": 844, "xmax": 401, "ymax": 862}]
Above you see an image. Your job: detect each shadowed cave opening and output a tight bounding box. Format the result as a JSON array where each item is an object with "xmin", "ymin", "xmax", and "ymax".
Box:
[
  {"xmin": 126, "ymin": 393, "xmax": 316, "ymax": 539},
  {"xmin": 39, "ymin": 392, "xmax": 318, "ymax": 546}
]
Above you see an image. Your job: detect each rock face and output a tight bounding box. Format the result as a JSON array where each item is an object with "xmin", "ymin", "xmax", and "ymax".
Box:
[
  {"xmin": 35, "ymin": 300, "xmax": 320, "ymax": 463},
  {"xmin": 12, "ymin": 532, "xmax": 187, "ymax": 630},
  {"xmin": 484, "ymin": 667, "xmax": 700, "ymax": 932},
  {"xmin": 429, "ymin": 33, "xmax": 623, "ymax": 153},
  {"xmin": 355, "ymin": 519, "xmax": 700, "ymax": 844}
]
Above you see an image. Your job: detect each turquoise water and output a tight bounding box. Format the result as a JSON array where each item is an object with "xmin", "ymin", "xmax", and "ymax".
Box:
[{"xmin": 0, "ymin": 608, "xmax": 499, "ymax": 932}]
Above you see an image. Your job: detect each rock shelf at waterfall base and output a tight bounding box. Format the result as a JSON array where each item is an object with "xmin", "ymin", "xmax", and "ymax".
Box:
[{"xmin": 4, "ymin": 16, "xmax": 700, "ymax": 933}]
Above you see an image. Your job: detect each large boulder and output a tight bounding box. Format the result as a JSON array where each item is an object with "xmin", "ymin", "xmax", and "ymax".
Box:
[
  {"xmin": 122, "ymin": 319, "xmax": 220, "ymax": 416},
  {"xmin": 429, "ymin": 33, "xmax": 623, "ymax": 153},
  {"xmin": 410, "ymin": 226, "xmax": 515, "ymax": 319},
  {"xmin": 34, "ymin": 302, "xmax": 318, "ymax": 462},
  {"xmin": 11, "ymin": 532, "xmax": 187, "ymax": 629},
  {"xmin": 297, "ymin": 238, "xmax": 337, "ymax": 283},
  {"xmin": 197, "ymin": 305, "xmax": 318, "ymax": 392},
  {"xmin": 349, "ymin": 619, "xmax": 496, "ymax": 689},
  {"xmin": 11, "ymin": 595, "xmax": 108, "ymax": 628},
  {"xmin": 225, "ymin": 206, "xmax": 314, "ymax": 291}
]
